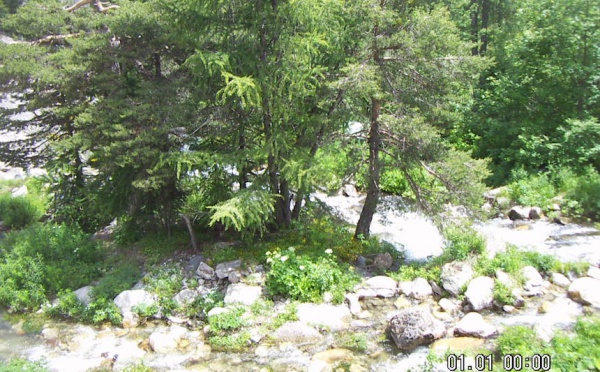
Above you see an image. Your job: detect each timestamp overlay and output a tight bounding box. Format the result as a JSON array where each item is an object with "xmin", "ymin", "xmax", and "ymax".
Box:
[{"xmin": 447, "ymin": 353, "xmax": 552, "ymax": 371}]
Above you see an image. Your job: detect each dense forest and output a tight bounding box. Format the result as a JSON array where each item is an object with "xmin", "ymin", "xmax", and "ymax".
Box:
[
  {"xmin": 1, "ymin": 0, "xmax": 599, "ymax": 240},
  {"xmin": 1, "ymin": 1, "xmax": 600, "ymax": 370}
]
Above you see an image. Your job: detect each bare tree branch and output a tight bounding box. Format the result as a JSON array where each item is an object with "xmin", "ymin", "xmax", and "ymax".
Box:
[{"xmin": 65, "ymin": 0, "xmax": 119, "ymax": 13}]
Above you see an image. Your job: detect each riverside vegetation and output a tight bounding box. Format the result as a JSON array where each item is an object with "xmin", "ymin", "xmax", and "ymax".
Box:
[{"xmin": 1, "ymin": 174, "xmax": 600, "ymax": 371}]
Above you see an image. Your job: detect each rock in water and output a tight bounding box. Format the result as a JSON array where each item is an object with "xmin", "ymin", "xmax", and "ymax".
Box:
[{"xmin": 388, "ymin": 308, "xmax": 445, "ymax": 351}]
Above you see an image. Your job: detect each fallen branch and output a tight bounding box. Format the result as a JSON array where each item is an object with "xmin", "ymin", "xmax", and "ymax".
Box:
[
  {"xmin": 32, "ymin": 33, "xmax": 79, "ymax": 45},
  {"xmin": 65, "ymin": 0, "xmax": 119, "ymax": 13}
]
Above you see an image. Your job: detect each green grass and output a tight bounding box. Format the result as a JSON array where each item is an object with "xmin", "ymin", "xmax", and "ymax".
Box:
[{"xmin": 0, "ymin": 359, "xmax": 48, "ymax": 372}]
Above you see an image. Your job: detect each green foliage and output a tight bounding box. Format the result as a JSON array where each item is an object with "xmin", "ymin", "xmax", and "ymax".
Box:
[
  {"xmin": 208, "ymin": 189, "xmax": 276, "ymax": 240},
  {"xmin": 132, "ymin": 302, "xmax": 159, "ymax": 320},
  {"xmin": 380, "ymin": 169, "xmax": 412, "ymax": 197},
  {"xmin": 496, "ymin": 325, "xmax": 546, "ymax": 359},
  {"xmin": 0, "ymin": 359, "xmax": 48, "ymax": 372},
  {"xmin": 184, "ymin": 289, "xmax": 224, "ymax": 318},
  {"xmin": 85, "ymin": 298, "xmax": 123, "ymax": 325},
  {"xmin": 265, "ymin": 247, "xmax": 360, "ymax": 304},
  {"xmin": 92, "ymin": 262, "xmax": 142, "ymax": 302},
  {"xmin": 336, "ymin": 332, "xmax": 368, "ymax": 353},
  {"xmin": 475, "ymin": 245, "xmax": 560, "ymax": 279},
  {"xmin": 45, "ymin": 291, "xmax": 86, "ymax": 320},
  {"xmin": 207, "ymin": 307, "xmax": 251, "ymax": 352},
  {"xmin": 493, "ymin": 281, "xmax": 516, "ymax": 306},
  {"xmin": 551, "ymin": 316, "xmax": 600, "ymax": 372},
  {"xmin": 0, "ymin": 193, "xmax": 44, "ymax": 229},
  {"xmin": 507, "ymin": 171, "xmax": 557, "ymax": 210},
  {"xmin": 0, "ymin": 223, "xmax": 103, "ymax": 311},
  {"xmin": 440, "ymin": 223, "xmax": 487, "ymax": 261},
  {"xmin": 562, "ymin": 168, "xmax": 600, "ymax": 220},
  {"xmin": 392, "ymin": 264, "xmax": 441, "ymax": 284},
  {"xmin": 121, "ymin": 365, "xmax": 155, "ymax": 372},
  {"xmin": 552, "ymin": 260, "xmax": 590, "ymax": 277},
  {"xmin": 142, "ymin": 264, "xmax": 183, "ymax": 315}
]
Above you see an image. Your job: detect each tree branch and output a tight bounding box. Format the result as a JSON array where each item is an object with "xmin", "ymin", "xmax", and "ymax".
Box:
[{"xmin": 65, "ymin": 0, "xmax": 118, "ymax": 13}]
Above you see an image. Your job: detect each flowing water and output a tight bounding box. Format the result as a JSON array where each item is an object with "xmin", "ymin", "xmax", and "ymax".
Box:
[{"xmin": 1, "ymin": 190, "xmax": 599, "ymax": 370}]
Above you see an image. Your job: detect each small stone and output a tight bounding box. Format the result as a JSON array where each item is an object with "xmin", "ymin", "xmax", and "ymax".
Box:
[
  {"xmin": 312, "ymin": 348, "xmax": 353, "ymax": 364},
  {"xmin": 215, "ymin": 260, "xmax": 242, "ymax": 280},
  {"xmin": 551, "ymin": 273, "xmax": 571, "ymax": 288},
  {"xmin": 372, "ymin": 252, "xmax": 393, "ymax": 270},
  {"xmin": 538, "ymin": 301, "xmax": 552, "ymax": 314},
  {"xmin": 503, "ymin": 305, "xmax": 516, "ymax": 313},
  {"xmin": 394, "ymin": 296, "xmax": 411, "ymax": 310},
  {"xmin": 568, "ymin": 277, "xmax": 600, "ymax": 309},
  {"xmin": 454, "ymin": 312, "xmax": 498, "ymax": 338},
  {"xmin": 345, "ymin": 293, "xmax": 361, "ymax": 315},
  {"xmin": 438, "ymin": 298, "xmax": 458, "ymax": 314},
  {"xmin": 228, "ymin": 271, "xmax": 241, "ymax": 283},
  {"xmin": 122, "ymin": 311, "xmax": 140, "ymax": 328},
  {"xmin": 196, "ymin": 262, "xmax": 215, "ymax": 280}
]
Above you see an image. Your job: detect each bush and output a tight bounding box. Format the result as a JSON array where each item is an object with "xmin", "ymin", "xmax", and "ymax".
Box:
[
  {"xmin": 440, "ymin": 223, "xmax": 486, "ymax": 262},
  {"xmin": 0, "ymin": 224, "xmax": 103, "ymax": 311},
  {"xmin": 551, "ymin": 316, "xmax": 600, "ymax": 372},
  {"xmin": 92, "ymin": 262, "xmax": 142, "ymax": 301},
  {"xmin": 0, "ymin": 359, "xmax": 47, "ymax": 372},
  {"xmin": 184, "ymin": 289, "xmax": 224, "ymax": 318},
  {"xmin": 207, "ymin": 307, "xmax": 250, "ymax": 352},
  {"xmin": 496, "ymin": 325, "xmax": 545, "ymax": 358},
  {"xmin": 562, "ymin": 169, "xmax": 600, "ymax": 220},
  {"xmin": 493, "ymin": 281, "xmax": 515, "ymax": 306},
  {"xmin": 265, "ymin": 247, "xmax": 360, "ymax": 304},
  {"xmin": 508, "ymin": 171, "xmax": 556, "ymax": 210},
  {"xmin": 0, "ymin": 194, "xmax": 44, "ymax": 229}
]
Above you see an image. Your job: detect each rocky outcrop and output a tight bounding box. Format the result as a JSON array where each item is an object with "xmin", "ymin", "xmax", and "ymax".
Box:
[
  {"xmin": 568, "ymin": 277, "xmax": 600, "ymax": 309},
  {"xmin": 441, "ymin": 261, "xmax": 474, "ymax": 296},
  {"xmin": 223, "ymin": 283, "xmax": 262, "ymax": 306},
  {"xmin": 148, "ymin": 326, "xmax": 189, "ymax": 354},
  {"xmin": 356, "ymin": 276, "xmax": 398, "ymax": 298},
  {"xmin": 113, "ymin": 290, "xmax": 157, "ymax": 315},
  {"xmin": 271, "ymin": 321, "xmax": 324, "ymax": 344},
  {"xmin": 399, "ymin": 277, "xmax": 433, "ymax": 300},
  {"xmin": 388, "ymin": 308, "xmax": 445, "ymax": 351},
  {"xmin": 197, "ymin": 262, "xmax": 215, "ymax": 280},
  {"xmin": 465, "ymin": 276, "xmax": 494, "ymax": 311},
  {"xmin": 215, "ymin": 260, "xmax": 242, "ymax": 280},
  {"xmin": 297, "ymin": 303, "xmax": 352, "ymax": 331},
  {"xmin": 454, "ymin": 312, "xmax": 498, "ymax": 338}
]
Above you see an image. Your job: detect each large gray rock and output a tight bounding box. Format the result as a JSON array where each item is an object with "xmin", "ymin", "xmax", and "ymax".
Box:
[
  {"xmin": 441, "ymin": 261, "xmax": 474, "ymax": 296},
  {"xmin": 196, "ymin": 262, "xmax": 215, "ymax": 280},
  {"xmin": 224, "ymin": 283, "xmax": 262, "ymax": 306},
  {"xmin": 568, "ymin": 277, "xmax": 600, "ymax": 309},
  {"xmin": 399, "ymin": 277, "xmax": 433, "ymax": 300},
  {"xmin": 454, "ymin": 312, "xmax": 498, "ymax": 338},
  {"xmin": 74, "ymin": 286, "xmax": 94, "ymax": 306},
  {"xmin": 522, "ymin": 265, "xmax": 545, "ymax": 296},
  {"xmin": 215, "ymin": 260, "xmax": 242, "ymax": 280},
  {"xmin": 173, "ymin": 289, "xmax": 198, "ymax": 307},
  {"xmin": 465, "ymin": 276, "xmax": 494, "ymax": 311},
  {"xmin": 113, "ymin": 290, "xmax": 157, "ymax": 314},
  {"xmin": 271, "ymin": 321, "xmax": 324, "ymax": 344},
  {"xmin": 508, "ymin": 206, "xmax": 530, "ymax": 221},
  {"xmin": 148, "ymin": 326, "xmax": 188, "ymax": 354},
  {"xmin": 372, "ymin": 252, "xmax": 393, "ymax": 270},
  {"xmin": 388, "ymin": 308, "xmax": 445, "ymax": 351},
  {"xmin": 356, "ymin": 276, "xmax": 398, "ymax": 298},
  {"xmin": 297, "ymin": 303, "xmax": 352, "ymax": 331}
]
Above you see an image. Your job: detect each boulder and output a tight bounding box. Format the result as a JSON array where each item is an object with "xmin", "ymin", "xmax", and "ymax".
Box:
[
  {"xmin": 122, "ymin": 311, "xmax": 140, "ymax": 328},
  {"xmin": 148, "ymin": 326, "xmax": 188, "ymax": 354},
  {"xmin": 495, "ymin": 269, "xmax": 516, "ymax": 288},
  {"xmin": 388, "ymin": 308, "xmax": 445, "ymax": 351},
  {"xmin": 568, "ymin": 277, "xmax": 600, "ymax": 309},
  {"xmin": 399, "ymin": 277, "xmax": 433, "ymax": 300},
  {"xmin": 215, "ymin": 260, "xmax": 242, "ymax": 280},
  {"xmin": 522, "ymin": 266, "xmax": 544, "ymax": 296},
  {"xmin": 271, "ymin": 321, "xmax": 324, "ymax": 344},
  {"xmin": 345, "ymin": 293, "xmax": 361, "ymax": 316},
  {"xmin": 441, "ymin": 261, "xmax": 474, "ymax": 297},
  {"xmin": 465, "ymin": 276, "xmax": 494, "ymax": 311},
  {"xmin": 529, "ymin": 207, "xmax": 543, "ymax": 220},
  {"xmin": 508, "ymin": 206, "xmax": 530, "ymax": 221},
  {"xmin": 113, "ymin": 290, "xmax": 157, "ymax": 315},
  {"xmin": 454, "ymin": 312, "xmax": 498, "ymax": 338},
  {"xmin": 341, "ymin": 184, "xmax": 358, "ymax": 198},
  {"xmin": 587, "ymin": 266, "xmax": 600, "ymax": 280},
  {"xmin": 173, "ymin": 289, "xmax": 198, "ymax": 307},
  {"xmin": 224, "ymin": 283, "xmax": 262, "ymax": 306},
  {"xmin": 356, "ymin": 276, "xmax": 398, "ymax": 298},
  {"xmin": 438, "ymin": 298, "xmax": 458, "ymax": 314},
  {"xmin": 74, "ymin": 286, "xmax": 94, "ymax": 306},
  {"xmin": 297, "ymin": 303, "xmax": 352, "ymax": 331},
  {"xmin": 11, "ymin": 185, "xmax": 27, "ymax": 197},
  {"xmin": 196, "ymin": 262, "xmax": 215, "ymax": 280},
  {"xmin": 372, "ymin": 252, "xmax": 393, "ymax": 270}
]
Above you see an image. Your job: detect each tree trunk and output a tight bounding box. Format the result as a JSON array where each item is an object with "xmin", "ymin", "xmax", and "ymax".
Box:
[
  {"xmin": 470, "ymin": 0, "xmax": 480, "ymax": 56},
  {"xmin": 354, "ymin": 97, "xmax": 381, "ymax": 239},
  {"xmin": 181, "ymin": 213, "xmax": 199, "ymax": 253}
]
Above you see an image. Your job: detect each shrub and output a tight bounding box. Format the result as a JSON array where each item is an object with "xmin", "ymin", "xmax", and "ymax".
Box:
[
  {"xmin": 0, "ymin": 224, "xmax": 103, "ymax": 311},
  {"xmin": 507, "ymin": 171, "xmax": 556, "ymax": 210},
  {"xmin": 0, "ymin": 359, "xmax": 47, "ymax": 372},
  {"xmin": 562, "ymin": 169, "xmax": 600, "ymax": 220},
  {"xmin": 392, "ymin": 263, "xmax": 441, "ymax": 284},
  {"xmin": 92, "ymin": 262, "xmax": 142, "ymax": 301},
  {"xmin": 496, "ymin": 325, "xmax": 545, "ymax": 357},
  {"xmin": 0, "ymin": 194, "xmax": 44, "ymax": 229},
  {"xmin": 207, "ymin": 307, "xmax": 250, "ymax": 352},
  {"xmin": 265, "ymin": 247, "xmax": 360, "ymax": 304},
  {"xmin": 493, "ymin": 281, "xmax": 515, "ymax": 306},
  {"xmin": 551, "ymin": 316, "xmax": 600, "ymax": 372},
  {"xmin": 336, "ymin": 332, "xmax": 368, "ymax": 352},
  {"xmin": 439, "ymin": 223, "xmax": 486, "ymax": 262},
  {"xmin": 184, "ymin": 289, "xmax": 224, "ymax": 318}
]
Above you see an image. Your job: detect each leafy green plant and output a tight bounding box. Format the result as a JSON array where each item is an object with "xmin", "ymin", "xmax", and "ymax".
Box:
[
  {"xmin": 336, "ymin": 332, "xmax": 368, "ymax": 352},
  {"xmin": 493, "ymin": 281, "xmax": 515, "ymax": 306},
  {"xmin": 207, "ymin": 307, "xmax": 251, "ymax": 352},
  {"xmin": 208, "ymin": 307, "xmax": 247, "ymax": 332},
  {"xmin": 184, "ymin": 289, "xmax": 224, "ymax": 318},
  {"xmin": 92, "ymin": 262, "xmax": 142, "ymax": 302},
  {"xmin": 265, "ymin": 247, "xmax": 360, "ymax": 304},
  {"xmin": 142, "ymin": 264, "xmax": 183, "ymax": 313},
  {"xmin": 507, "ymin": 171, "xmax": 556, "ymax": 210},
  {"xmin": 208, "ymin": 332, "xmax": 251, "ymax": 352},
  {"xmin": 551, "ymin": 316, "xmax": 600, "ymax": 372},
  {"xmin": 392, "ymin": 263, "xmax": 441, "ymax": 284},
  {"xmin": 496, "ymin": 325, "xmax": 545, "ymax": 358},
  {"xmin": 562, "ymin": 168, "xmax": 600, "ymax": 220},
  {"xmin": 0, "ymin": 223, "xmax": 103, "ymax": 311},
  {"xmin": 0, "ymin": 359, "xmax": 48, "ymax": 372},
  {"xmin": 0, "ymin": 194, "xmax": 44, "ymax": 229},
  {"xmin": 439, "ymin": 223, "xmax": 486, "ymax": 262}
]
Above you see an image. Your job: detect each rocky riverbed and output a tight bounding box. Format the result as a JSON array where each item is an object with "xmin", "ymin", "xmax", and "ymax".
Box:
[{"xmin": 1, "ymin": 172, "xmax": 600, "ymax": 371}]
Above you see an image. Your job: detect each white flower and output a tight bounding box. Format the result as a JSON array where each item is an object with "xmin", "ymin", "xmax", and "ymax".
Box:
[
  {"xmin": 288, "ymin": 246, "xmax": 296, "ymax": 252},
  {"xmin": 266, "ymin": 257, "xmax": 273, "ymax": 264},
  {"xmin": 325, "ymin": 249, "xmax": 333, "ymax": 255},
  {"xmin": 280, "ymin": 256, "xmax": 289, "ymax": 262},
  {"xmin": 299, "ymin": 265, "xmax": 305, "ymax": 271}
]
